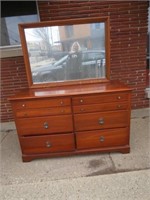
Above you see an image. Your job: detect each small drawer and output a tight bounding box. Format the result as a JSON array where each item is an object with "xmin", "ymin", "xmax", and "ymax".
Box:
[
  {"xmin": 20, "ymin": 133, "xmax": 75, "ymax": 154},
  {"xmin": 16, "ymin": 115, "xmax": 73, "ymax": 136},
  {"xmin": 16, "ymin": 106, "xmax": 71, "ymax": 118},
  {"xmin": 73, "ymin": 102, "xmax": 129, "ymax": 114},
  {"xmin": 13, "ymin": 97, "xmax": 71, "ymax": 110},
  {"xmin": 74, "ymin": 111, "xmax": 129, "ymax": 131},
  {"xmin": 72, "ymin": 93, "xmax": 129, "ymax": 106},
  {"xmin": 76, "ymin": 128, "xmax": 129, "ymax": 150}
]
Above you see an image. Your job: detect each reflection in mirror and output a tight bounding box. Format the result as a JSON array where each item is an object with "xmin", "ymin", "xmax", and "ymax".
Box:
[{"xmin": 24, "ymin": 22, "xmax": 106, "ymax": 84}]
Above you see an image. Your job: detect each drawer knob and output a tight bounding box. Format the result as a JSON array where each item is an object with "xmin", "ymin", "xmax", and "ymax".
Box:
[
  {"xmin": 99, "ymin": 136, "xmax": 105, "ymax": 142},
  {"xmin": 22, "ymin": 104, "xmax": 26, "ymax": 107},
  {"xmin": 44, "ymin": 122, "xmax": 49, "ymax": 129},
  {"xmin": 80, "ymin": 108, "xmax": 84, "ymax": 112},
  {"xmin": 98, "ymin": 118, "xmax": 104, "ymax": 125},
  {"xmin": 46, "ymin": 141, "xmax": 51, "ymax": 148},
  {"xmin": 117, "ymin": 96, "xmax": 121, "ymax": 100},
  {"xmin": 60, "ymin": 101, "xmax": 64, "ymax": 105},
  {"xmin": 80, "ymin": 99, "xmax": 84, "ymax": 103}
]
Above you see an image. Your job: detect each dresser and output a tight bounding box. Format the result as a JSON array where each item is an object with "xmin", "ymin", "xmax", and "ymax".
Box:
[{"xmin": 9, "ymin": 81, "xmax": 132, "ymax": 162}]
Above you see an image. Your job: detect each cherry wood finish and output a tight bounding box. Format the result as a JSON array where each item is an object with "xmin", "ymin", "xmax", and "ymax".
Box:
[
  {"xmin": 73, "ymin": 102, "xmax": 128, "ymax": 114},
  {"xmin": 76, "ymin": 128, "xmax": 129, "ymax": 150},
  {"xmin": 9, "ymin": 81, "xmax": 132, "ymax": 162},
  {"xmin": 12, "ymin": 97, "xmax": 71, "ymax": 109},
  {"xmin": 74, "ymin": 111, "xmax": 129, "ymax": 131},
  {"xmin": 16, "ymin": 115, "xmax": 73, "ymax": 135},
  {"xmin": 15, "ymin": 106, "xmax": 71, "ymax": 118},
  {"xmin": 72, "ymin": 93, "xmax": 128, "ymax": 105},
  {"xmin": 20, "ymin": 133, "xmax": 75, "ymax": 154}
]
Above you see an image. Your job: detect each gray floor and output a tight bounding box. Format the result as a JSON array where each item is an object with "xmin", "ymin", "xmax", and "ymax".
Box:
[{"xmin": 0, "ymin": 108, "xmax": 150, "ymax": 200}]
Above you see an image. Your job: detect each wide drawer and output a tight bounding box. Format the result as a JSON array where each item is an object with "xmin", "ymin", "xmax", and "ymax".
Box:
[
  {"xmin": 20, "ymin": 133, "xmax": 75, "ymax": 154},
  {"xmin": 74, "ymin": 111, "xmax": 129, "ymax": 131},
  {"xmin": 72, "ymin": 93, "xmax": 129, "ymax": 105},
  {"xmin": 76, "ymin": 128, "xmax": 129, "ymax": 150},
  {"xmin": 13, "ymin": 97, "xmax": 71, "ymax": 110},
  {"xmin": 16, "ymin": 106, "xmax": 71, "ymax": 118},
  {"xmin": 73, "ymin": 102, "xmax": 129, "ymax": 114},
  {"xmin": 16, "ymin": 115, "xmax": 73, "ymax": 136}
]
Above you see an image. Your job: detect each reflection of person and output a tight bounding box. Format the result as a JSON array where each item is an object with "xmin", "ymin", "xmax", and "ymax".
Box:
[
  {"xmin": 70, "ymin": 41, "xmax": 81, "ymax": 53},
  {"xmin": 65, "ymin": 41, "xmax": 82, "ymax": 80}
]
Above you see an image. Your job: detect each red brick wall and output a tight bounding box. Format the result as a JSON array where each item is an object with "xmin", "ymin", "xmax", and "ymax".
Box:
[
  {"xmin": 1, "ymin": 57, "xmax": 28, "ymax": 122},
  {"xmin": 1, "ymin": 1, "xmax": 149, "ymax": 122},
  {"xmin": 38, "ymin": 0, "xmax": 149, "ymax": 108}
]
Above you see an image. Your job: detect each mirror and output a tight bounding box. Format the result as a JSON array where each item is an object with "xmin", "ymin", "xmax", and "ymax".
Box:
[{"xmin": 19, "ymin": 17, "xmax": 110, "ymax": 88}]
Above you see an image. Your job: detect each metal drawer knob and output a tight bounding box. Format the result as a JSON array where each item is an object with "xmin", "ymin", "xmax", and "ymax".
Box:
[
  {"xmin": 100, "ymin": 136, "xmax": 105, "ymax": 142},
  {"xmin": 117, "ymin": 96, "xmax": 121, "ymax": 100},
  {"xmin": 80, "ymin": 99, "xmax": 84, "ymax": 103},
  {"xmin": 80, "ymin": 108, "xmax": 84, "ymax": 112},
  {"xmin": 60, "ymin": 101, "xmax": 64, "ymax": 105},
  {"xmin": 46, "ymin": 141, "xmax": 51, "ymax": 148},
  {"xmin": 98, "ymin": 118, "xmax": 104, "ymax": 125},
  {"xmin": 22, "ymin": 104, "xmax": 26, "ymax": 107},
  {"xmin": 44, "ymin": 122, "xmax": 49, "ymax": 129}
]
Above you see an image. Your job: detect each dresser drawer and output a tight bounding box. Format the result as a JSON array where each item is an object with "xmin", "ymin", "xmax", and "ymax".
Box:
[
  {"xmin": 20, "ymin": 133, "xmax": 75, "ymax": 154},
  {"xmin": 72, "ymin": 93, "xmax": 128, "ymax": 105},
  {"xmin": 73, "ymin": 102, "xmax": 128, "ymax": 114},
  {"xmin": 74, "ymin": 111, "xmax": 129, "ymax": 131},
  {"xmin": 16, "ymin": 115, "xmax": 73, "ymax": 136},
  {"xmin": 76, "ymin": 128, "xmax": 129, "ymax": 150},
  {"xmin": 13, "ymin": 97, "xmax": 71, "ymax": 110},
  {"xmin": 16, "ymin": 106, "xmax": 71, "ymax": 118}
]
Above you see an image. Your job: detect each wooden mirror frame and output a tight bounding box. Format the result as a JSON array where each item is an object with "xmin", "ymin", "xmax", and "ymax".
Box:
[{"xmin": 19, "ymin": 16, "xmax": 110, "ymax": 89}]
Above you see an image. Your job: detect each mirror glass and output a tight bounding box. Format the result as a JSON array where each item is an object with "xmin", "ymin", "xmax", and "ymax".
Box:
[{"xmin": 19, "ymin": 17, "xmax": 110, "ymax": 87}]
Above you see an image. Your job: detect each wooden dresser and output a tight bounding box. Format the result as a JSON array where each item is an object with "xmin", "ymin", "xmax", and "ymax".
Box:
[{"xmin": 9, "ymin": 81, "xmax": 132, "ymax": 162}]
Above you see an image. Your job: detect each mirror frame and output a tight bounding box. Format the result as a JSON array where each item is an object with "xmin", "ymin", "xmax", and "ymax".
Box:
[{"xmin": 19, "ymin": 16, "xmax": 110, "ymax": 88}]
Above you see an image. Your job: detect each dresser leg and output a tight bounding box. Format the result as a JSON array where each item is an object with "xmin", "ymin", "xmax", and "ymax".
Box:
[
  {"xmin": 120, "ymin": 147, "xmax": 130, "ymax": 154},
  {"xmin": 22, "ymin": 155, "xmax": 32, "ymax": 162}
]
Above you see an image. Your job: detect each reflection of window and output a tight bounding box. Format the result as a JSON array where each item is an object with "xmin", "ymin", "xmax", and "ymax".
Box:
[
  {"xmin": 65, "ymin": 25, "xmax": 73, "ymax": 38},
  {"xmin": 1, "ymin": 1, "xmax": 39, "ymax": 46},
  {"xmin": 95, "ymin": 23, "xmax": 100, "ymax": 29},
  {"xmin": 92, "ymin": 23, "xmax": 104, "ymax": 30}
]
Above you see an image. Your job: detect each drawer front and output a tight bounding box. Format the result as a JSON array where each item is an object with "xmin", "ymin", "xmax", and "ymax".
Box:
[
  {"xmin": 13, "ymin": 97, "xmax": 71, "ymax": 110},
  {"xmin": 73, "ymin": 102, "xmax": 129, "ymax": 114},
  {"xmin": 72, "ymin": 93, "xmax": 128, "ymax": 105},
  {"xmin": 16, "ymin": 106, "xmax": 71, "ymax": 118},
  {"xmin": 74, "ymin": 111, "xmax": 129, "ymax": 131},
  {"xmin": 20, "ymin": 133, "xmax": 75, "ymax": 154},
  {"xmin": 76, "ymin": 128, "xmax": 129, "ymax": 150},
  {"xmin": 17, "ymin": 115, "xmax": 73, "ymax": 135}
]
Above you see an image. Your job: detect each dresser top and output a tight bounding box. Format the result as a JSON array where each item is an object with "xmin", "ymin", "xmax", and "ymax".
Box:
[{"xmin": 9, "ymin": 80, "xmax": 132, "ymax": 101}]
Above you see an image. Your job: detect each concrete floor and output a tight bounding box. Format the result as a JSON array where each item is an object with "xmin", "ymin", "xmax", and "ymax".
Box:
[{"xmin": 0, "ymin": 108, "xmax": 150, "ymax": 200}]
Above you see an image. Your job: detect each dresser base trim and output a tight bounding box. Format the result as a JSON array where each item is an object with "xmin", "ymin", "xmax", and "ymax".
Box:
[{"xmin": 22, "ymin": 145, "xmax": 130, "ymax": 162}]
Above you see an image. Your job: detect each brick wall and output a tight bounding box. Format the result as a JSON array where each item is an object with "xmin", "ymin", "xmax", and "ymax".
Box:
[
  {"xmin": 1, "ymin": 1, "xmax": 149, "ymax": 122},
  {"xmin": 1, "ymin": 57, "xmax": 28, "ymax": 122}
]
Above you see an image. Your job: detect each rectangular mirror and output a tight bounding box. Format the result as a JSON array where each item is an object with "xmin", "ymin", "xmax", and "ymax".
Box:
[{"xmin": 19, "ymin": 17, "xmax": 110, "ymax": 88}]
